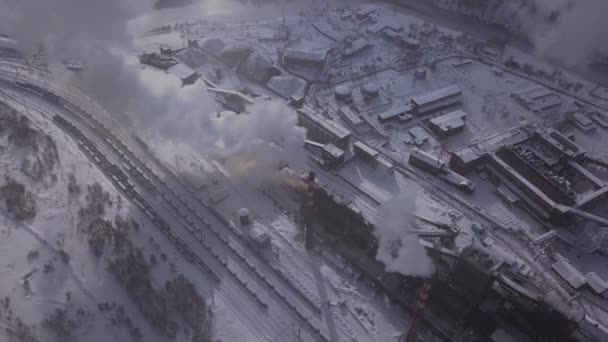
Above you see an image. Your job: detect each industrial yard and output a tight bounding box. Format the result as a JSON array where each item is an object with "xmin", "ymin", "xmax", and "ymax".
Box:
[{"xmin": 1, "ymin": 0, "xmax": 608, "ymax": 342}]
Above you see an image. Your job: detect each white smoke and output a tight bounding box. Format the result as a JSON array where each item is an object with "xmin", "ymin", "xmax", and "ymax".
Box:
[
  {"xmin": 374, "ymin": 190, "xmax": 435, "ymax": 278},
  {"xmin": 514, "ymin": 0, "xmax": 608, "ymax": 67},
  {"xmin": 0, "ymin": 0, "xmax": 307, "ymax": 179}
]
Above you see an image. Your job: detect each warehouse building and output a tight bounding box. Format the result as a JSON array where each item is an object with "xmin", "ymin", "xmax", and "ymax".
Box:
[
  {"xmin": 283, "ymin": 49, "xmax": 326, "ymax": 67},
  {"xmin": 378, "ymin": 104, "xmax": 413, "ymax": 124},
  {"xmin": 168, "ymin": 63, "xmax": 199, "ymax": 86},
  {"xmin": 297, "ymin": 107, "xmax": 351, "ymax": 149},
  {"xmin": 411, "ymin": 85, "xmax": 463, "ymax": 115}
]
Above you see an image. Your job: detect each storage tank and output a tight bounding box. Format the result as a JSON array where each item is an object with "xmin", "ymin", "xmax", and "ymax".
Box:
[
  {"xmin": 238, "ymin": 208, "xmax": 250, "ymax": 225},
  {"xmin": 334, "ymin": 85, "xmax": 352, "ymax": 101},
  {"xmin": 362, "ymin": 82, "xmax": 379, "ymax": 99}
]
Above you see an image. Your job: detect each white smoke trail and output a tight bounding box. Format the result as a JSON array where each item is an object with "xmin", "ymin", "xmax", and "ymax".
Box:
[
  {"xmin": 515, "ymin": 0, "xmax": 608, "ymax": 67},
  {"xmin": 374, "ymin": 189, "xmax": 435, "ymax": 278},
  {"xmin": 0, "ymin": 0, "xmax": 307, "ymax": 178}
]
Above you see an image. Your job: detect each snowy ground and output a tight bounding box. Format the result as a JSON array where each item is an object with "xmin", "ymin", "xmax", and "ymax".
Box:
[{"xmin": 0, "ymin": 94, "xmax": 249, "ymax": 342}]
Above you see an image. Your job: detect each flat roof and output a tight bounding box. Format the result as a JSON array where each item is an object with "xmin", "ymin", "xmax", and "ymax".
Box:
[
  {"xmin": 298, "ymin": 108, "xmax": 351, "ymax": 140},
  {"xmin": 411, "ymin": 85, "xmax": 462, "ymax": 107},
  {"xmin": 323, "ymin": 143, "xmax": 345, "ymax": 158},
  {"xmin": 378, "ymin": 104, "xmax": 412, "ymax": 121},
  {"xmin": 430, "ymin": 110, "xmax": 467, "ymax": 124},
  {"xmin": 409, "ymin": 149, "xmax": 446, "ymax": 169},
  {"xmin": 552, "ymin": 259, "xmax": 586, "ymax": 289},
  {"xmin": 169, "ymin": 62, "xmax": 197, "ymax": 77},
  {"xmin": 339, "ymin": 106, "xmax": 364, "ymax": 125},
  {"xmin": 434, "ymin": 117, "xmax": 465, "ymax": 132},
  {"xmin": 284, "ymin": 48, "xmax": 326, "ymax": 63},
  {"xmin": 354, "ymin": 141, "xmax": 379, "ymax": 157},
  {"xmin": 585, "ymin": 272, "xmax": 608, "ymax": 294},
  {"xmin": 452, "ymin": 147, "xmax": 479, "ymax": 164}
]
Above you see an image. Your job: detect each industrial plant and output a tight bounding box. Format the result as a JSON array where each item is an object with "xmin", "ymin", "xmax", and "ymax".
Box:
[{"xmin": 1, "ymin": 1, "xmax": 608, "ymax": 342}]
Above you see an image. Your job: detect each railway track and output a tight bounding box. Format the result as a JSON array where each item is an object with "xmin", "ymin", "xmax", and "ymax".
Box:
[{"xmin": 0, "ymin": 69, "xmax": 333, "ymax": 341}]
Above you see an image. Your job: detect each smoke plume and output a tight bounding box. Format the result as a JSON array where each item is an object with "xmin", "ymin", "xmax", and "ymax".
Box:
[
  {"xmin": 514, "ymin": 0, "xmax": 608, "ymax": 66},
  {"xmin": 0, "ymin": 0, "xmax": 307, "ymax": 179},
  {"xmin": 374, "ymin": 190, "xmax": 435, "ymax": 278}
]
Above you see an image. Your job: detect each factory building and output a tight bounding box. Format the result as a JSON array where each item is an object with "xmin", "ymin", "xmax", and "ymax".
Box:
[
  {"xmin": 356, "ymin": 6, "xmax": 377, "ymax": 20},
  {"xmin": 338, "ymin": 106, "xmax": 366, "ymax": 132},
  {"xmin": 207, "ymin": 87, "xmax": 255, "ymax": 113},
  {"xmin": 283, "ymin": 49, "xmax": 326, "ymax": 67},
  {"xmin": 297, "ymin": 107, "xmax": 351, "ymax": 149},
  {"xmin": 378, "ymin": 104, "xmax": 413, "ymax": 124},
  {"xmin": 344, "ymin": 38, "xmax": 372, "ymax": 58},
  {"xmin": 168, "ymin": 63, "xmax": 199, "ymax": 86},
  {"xmin": 411, "ymin": 85, "xmax": 463, "ymax": 115},
  {"xmin": 428, "ymin": 109, "xmax": 467, "ymax": 136},
  {"xmin": 139, "ymin": 52, "xmax": 177, "ymax": 70},
  {"xmin": 450, "ymin": 147, "xmax": 485, "ymax": 173},
  {"xmin": 409, "ymin": 150, "xmax": 447, "ymax": 175},
  {"xmin": 409, "ymin": 150, "xmax": 475, "ymax": 192},
  {"xmin": 353, "ymin": 141, "xmax": 379, "ymax": 160},
  {"xmin": 321, "ymin": 143, "xmax": 346, "ymax": 167}
]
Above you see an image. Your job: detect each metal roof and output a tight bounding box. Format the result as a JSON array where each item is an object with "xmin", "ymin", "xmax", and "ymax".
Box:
[
  {"xmin": 411, "ymin": 85, "xmax": 462, "ymax": 107},
  {"xmin": 552, "ymin": 259, "xmax": 586, "ymax": 289},
  {"xmin": 284, "ymin": 48, "xmax": 326, "ymax": 63}
]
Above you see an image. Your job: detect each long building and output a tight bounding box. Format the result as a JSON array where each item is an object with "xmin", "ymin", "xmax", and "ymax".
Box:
[
  {"xmin": 411, "ymin": 85, "xmax": 463, "ymax": 115},
  {"xmin": 297, "ymin": 107, "xmax": 351, "ymax": 149},
  {"xmin": 283, "ymin": 49, "xmax": 326, "ymax": 67}
]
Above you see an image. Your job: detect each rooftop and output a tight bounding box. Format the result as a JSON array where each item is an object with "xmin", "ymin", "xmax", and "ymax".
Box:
[
  {"xmin": 284, "ymin": 48, "xmax": 326, "ymax": 63},
  {"xmin": 411, "ymin": 85, "xmax": 462, "ymax": 107}
]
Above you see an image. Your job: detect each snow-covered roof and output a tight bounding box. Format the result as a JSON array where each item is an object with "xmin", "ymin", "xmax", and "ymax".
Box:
[
  {"xmin": 168, "ymin": 63, "xmax": 198, "ymax": 80},
  {"xmin": 451, "ymin": 147, "xmax": 480, "ymax": 164},
  {"xmin": 267, "ymin": 75, "xmax": 307, "ymax": 100},
  {"xmin": 552, "ymin": 259, "xmax": 586, "ymax": 289},
  {"xmin": 585, "ymin": 272, "xmax": 608, "ymax": 294},
  {"xmin": 378, "ymin": 104, "xmax": 412, "ymax": 122},
  {"xmin": 411, "ymin": 85, "xmax": 462, "ymax": 107},
  {"xmin": 284, "ymin": 49, "xmax": 326, "ymax": 63},
  {"xmin": 174, "ymin": 48, "xmax": 208, "ymax": 69}
]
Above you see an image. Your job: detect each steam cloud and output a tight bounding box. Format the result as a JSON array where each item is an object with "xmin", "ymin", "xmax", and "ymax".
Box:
[
  {"xmin": 0, "ymin": 0, "xmax": 307, "ymax": 180},
  {"xmin": 513, "ymin": 0, "xmax": 608, "ymax": 66},
  {"xmin": 374, "ymin": 190, "xmax": 435, "ymax": 278}
]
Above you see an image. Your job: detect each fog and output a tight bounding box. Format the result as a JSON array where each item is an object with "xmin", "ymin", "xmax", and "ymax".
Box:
[{"xmin": 514, "ymin": 0, "xmax": 608, "ymax": 66}]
